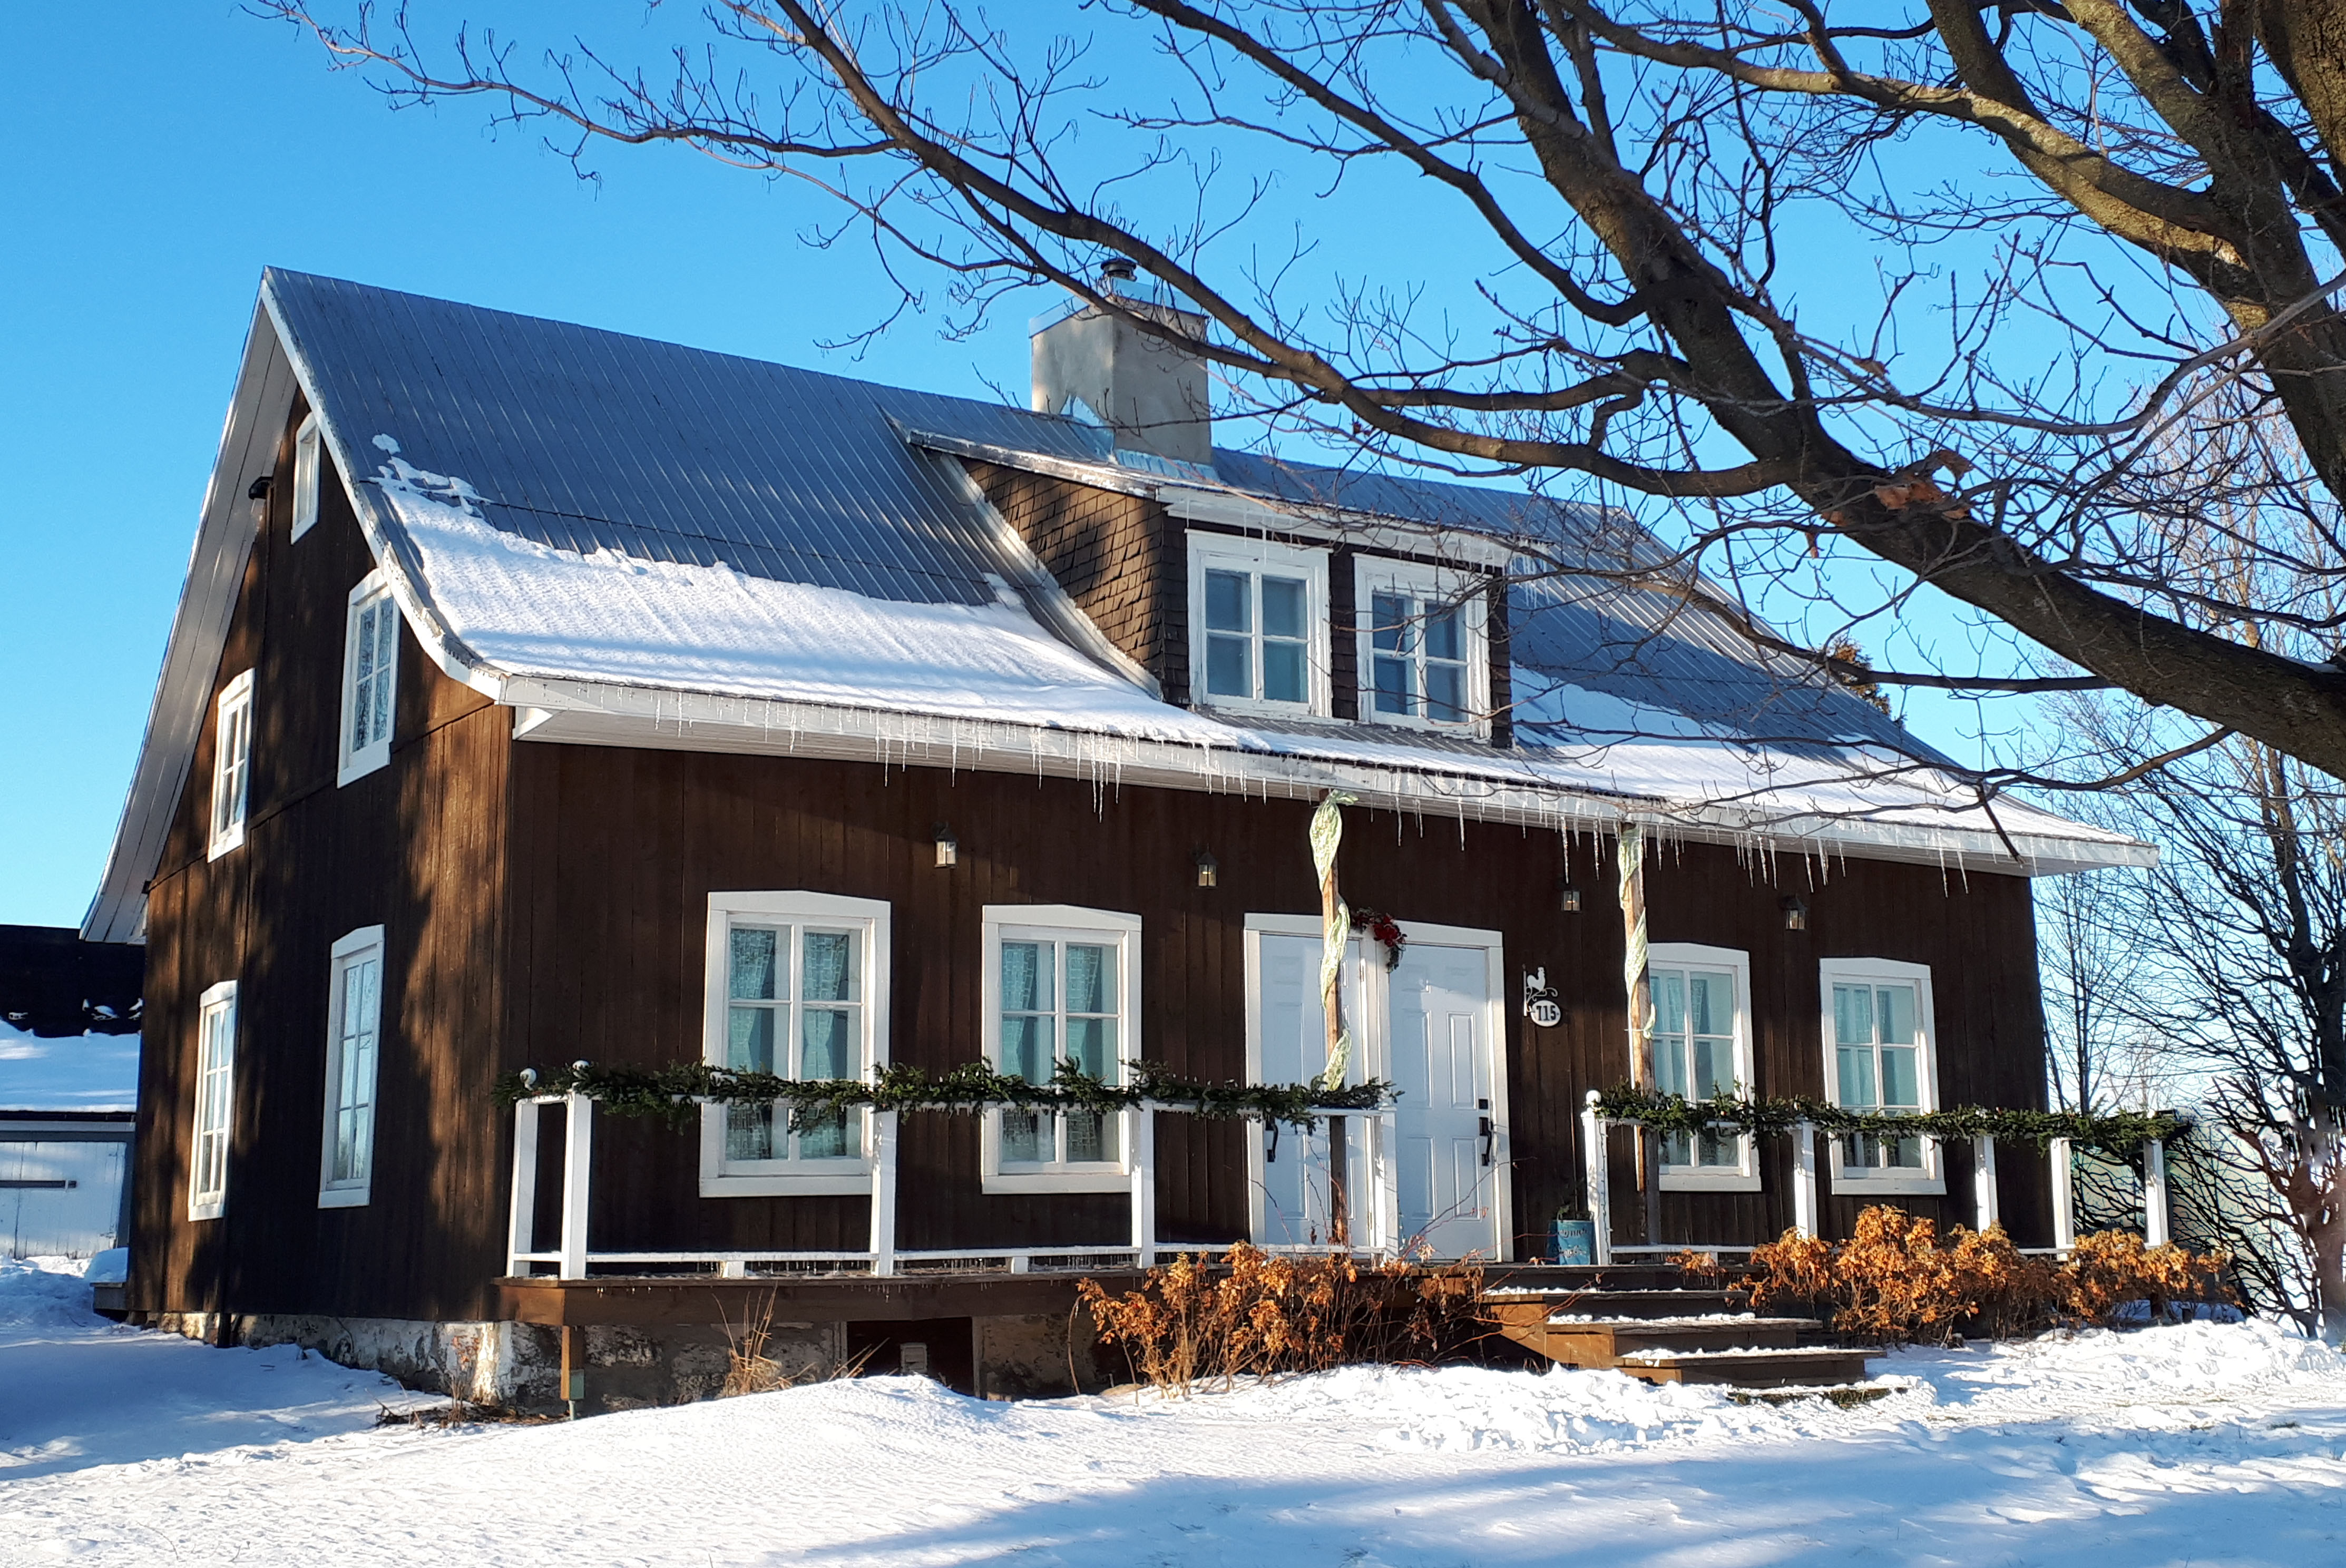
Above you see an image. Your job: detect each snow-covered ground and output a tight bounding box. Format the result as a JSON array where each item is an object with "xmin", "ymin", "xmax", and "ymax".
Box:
[
  {"xmin": 4, "ymin": 1256, "xmax": 2343, "ymax": 1565},
  {"xmin": 0, "ymin": 1021, "xmax": 138, "ymax": 1111}
]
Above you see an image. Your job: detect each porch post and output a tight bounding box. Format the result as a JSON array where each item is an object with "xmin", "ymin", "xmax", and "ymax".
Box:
[
  {"xmin": 1129, "ymin": 1108, "xmax": 1157, "ymax": 1268},
  {"xmin": 1972, "ymin": 1133, "xmax": 2000, "ymax": 1233},
  {"xmin": 558, "ymin": 1091, "xmax": 593, "ymax": 1281},
  {"xmin": 1376, "ymin": 1109, "xmax": 1402, "ymax": 1258},
  {"xmin": 506, "ymin": 1098, "xmax": 541, "ymax": 1277},
  {"xmin": 2050, "ymin": 1137, "xmax": 2077, "ymax": 1253},
  {"xmin": 1581, "ymin": 1091, "xmax": 1612, "ymax": 1267},
  {"xmin": 2143, "ymin": 1136, "xmax": 2171, "ymax": 1248},
  {"xmin": 1791, "ymin": 1119, "xmax": 1819, "ymax": 1240},
  {"xmin": 868, "ymin": 1110, "xmax": 898, "ymax": 1277}
]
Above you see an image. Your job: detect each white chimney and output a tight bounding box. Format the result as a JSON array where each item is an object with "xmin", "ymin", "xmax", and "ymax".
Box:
[{"xmin": 1031, "ymin": 263, "xmax": 1214, "ymax": 467}]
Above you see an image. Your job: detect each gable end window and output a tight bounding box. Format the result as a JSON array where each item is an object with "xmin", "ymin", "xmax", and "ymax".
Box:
[
  {"xmin": 1820, "ymin": 957, "xmax": 1943, "ymax": 1194},
  {"xmin": 338, "ymin": 570, "xmax": 400, "ymax": 785},
  {"xmin": 189, "ymin": 981, "xmax": 238, "ymax": 1221},
  {"xmin": 319, "ymin": 926, "xmax": 386, "ymax": 1209},
  {"xmin": 700, "ymin": 892, "xmax": 890, "ymax": 1197},
  {"xmin": 1648, "ymin": 943, "xmax": 1759, "ymax": 1191},
  {"xmin": 291, "ymin": 413, "xmax": 324, "ymax": 541},
  {"xmin": 1187, "ymin": 535, "xmax": 1331, "ymax": 717},
  {"xmin": 982, "ymin": 905, "xmax": 1141, "ymax": 1192},
  {"xmin": 207, "ymin": 670, "xmax": 255, "ymax": 860},
  {"xmin": 1353, "ymin": 558, "xmax": 1490, "ymax": 736}
]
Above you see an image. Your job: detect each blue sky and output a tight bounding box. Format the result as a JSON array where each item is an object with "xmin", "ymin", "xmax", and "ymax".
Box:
[
  {"xmin": 1, "ymin": 4, "xmax": 1059, "ymax": 927},
  {"xmin": 0, "ymin": 5, "xmax": 2041, "ymax": 929}
]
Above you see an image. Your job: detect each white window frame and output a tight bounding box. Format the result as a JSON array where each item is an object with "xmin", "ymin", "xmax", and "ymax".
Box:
[
  {"xmin": 1187, "ymin": 533, "xmax": 1333, "ymax": 718},
  {"xmin": 338, "ymin": 569, "xmax": 400, "ymax": 786},
  {"xmin": 699, "ymin": 891, "xmax": 891, "ymax": 1197},
  {"xmin": 207, "ymin": 669, "xmax": 255, "ymax": 861},
  {"xmin": 1647, "ymin": 942, "xmax": 1760, "ymax": 1192},
  {"xmin": 1820, "ymin": 956, "xmax": 1945, "ymax": 1195},
  {"xmin": 981, "ymin": 904, "xmax": 1143, "ymax": 1194},
  {"xmin": 189, "ymin": 981, "xmax": 238, "ymax": 1221},
  {"xmin": 1352, "ymin": 556, "xmax": 1491, "ymax": 737},
  {"xmin": 318, "ymin": 925, "xmax": 386, "ymax": 1209},
  {"xmin": 290, "ymin": 412, "xmax": 324, "ymax": 541}
]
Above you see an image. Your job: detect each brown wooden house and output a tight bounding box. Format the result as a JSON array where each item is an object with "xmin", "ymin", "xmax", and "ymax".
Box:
[{"xmin": 83, "ymin": 271, "xmax": 2148, "ymax": 1406}]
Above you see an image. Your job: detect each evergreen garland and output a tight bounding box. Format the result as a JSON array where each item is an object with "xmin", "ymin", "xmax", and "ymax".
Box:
[
  {"xmin": 1591, "ymin": 1084, "xmax": 2186, "ymax": 1158},
  {"xmin": 496, "ymin": 1058, "xmax": 1395, "ymax": 1131}
]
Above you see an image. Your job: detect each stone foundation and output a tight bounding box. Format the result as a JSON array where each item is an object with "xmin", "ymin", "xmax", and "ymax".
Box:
[{"xmin": 129, "ymin": 1306, "xmax": 1108, "ymax": 1414}]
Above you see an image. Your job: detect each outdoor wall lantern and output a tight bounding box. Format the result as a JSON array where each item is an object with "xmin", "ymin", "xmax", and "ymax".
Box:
[
  {"xmin": 1781, "ymin": 893, "xmax": 1809, "ymax": 930},
  {"xmin": 933, "ymin": 824, "xmax": 959, "ymax": 868},
  {"xmin": 1195, "ymin": 849, "xmax": 1219, "ymax": 888},
  {"xmin": 1558, "ymin": 883, "xmax": 1582, "ymax": 913}
]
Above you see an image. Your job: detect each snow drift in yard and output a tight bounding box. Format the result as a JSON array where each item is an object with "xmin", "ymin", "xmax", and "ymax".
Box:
[{"xmin": 9, "ymin": 1255, "xmax": 2346, "ymax": 1566}]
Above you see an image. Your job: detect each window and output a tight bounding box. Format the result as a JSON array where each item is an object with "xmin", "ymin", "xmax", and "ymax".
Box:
[
  {"xmin": 207, "ymin": 670, "xmax": 255, "ymax": 860},
  {"xmin": 982, "ymin": 905, "xmax": 1141, "ymax": 1192},
  {"xmin": 1647, "ymin": 943, "xmax": 1758, "ymax": 1191},
  {"xmin": 1188, "ymin": 535, "xmax": 1330, "ymax": 716},
  {"xmin": 1353, "ymin": 558, "xmax": 1489, "ymax": 734},
  {"xmin": 700, "ymin": 893, "xmax": 889, "ymax": 1195},
  {"xmin": 189, "ymin": 981, "xmax": 237, "ymax": 1221},
  {"xmin": 1820, "ymin": 957, "xmax": 1942, "ymax": 1192},
  {"xmin": 290, "ymin": 413, "xmax": 323, "ymax": 541},
  {"xmin": 339, "ymin": 570, "xmax": 399, "ymax": 785},
  {"xmin": 319, "ymin": 926, "xmax": 385, "ymax": 1208}
]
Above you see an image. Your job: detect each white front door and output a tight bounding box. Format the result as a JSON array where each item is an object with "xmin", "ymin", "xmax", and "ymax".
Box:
[
  {"xmin": 1247, "ymin": 918, "xmax": 1508, "ymax": 1261},
  {"xmin": 1388, "ymin": 939, "xmax": 1506, "ymax": 1260},
  {"xmin": 1247, "ymin": 928, "xmax": 1371, "ymax": 1248}
]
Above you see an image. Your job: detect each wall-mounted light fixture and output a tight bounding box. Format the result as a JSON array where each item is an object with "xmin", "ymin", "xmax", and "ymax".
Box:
[
  {"xmin": 933, "ymin": 824, "xmax": 959, "ymax": 868},
  {"xmin": 1194, "ymin": 850, "xmax": 1218, "ymax": 888},
  {"xmin": 1781, "ymin": 894, "xmax": 1809, "ymax": 931},
  {"xmin": 1559, "ymin": 884, "xmax": 1582, "ymax": 914}
]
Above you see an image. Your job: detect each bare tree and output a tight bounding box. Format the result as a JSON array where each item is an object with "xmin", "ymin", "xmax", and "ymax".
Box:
[{"xmin": 259, "ymin": 0, "xmax": 2346, "ymax": 790}]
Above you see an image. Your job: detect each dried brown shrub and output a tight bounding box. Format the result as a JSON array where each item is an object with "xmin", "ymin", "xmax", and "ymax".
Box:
[
  {"xmin": 2065, "ymin": 1230, "xmax": 2236, "ymax": 1327},
  {"xmin": 1743, "ymin": 1206, "xmax": 2233, "ymax": 1346},
  {"xmin": 1668, "ymin": 1248, "xmax": 1726, "ymax": 1282},
  {"xmin": 1077, "ymin": 1243, "xmax": 1487, "ymax": 1394}
]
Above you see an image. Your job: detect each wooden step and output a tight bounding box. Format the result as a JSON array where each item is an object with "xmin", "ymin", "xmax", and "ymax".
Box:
[
  {"xmin": 1481, "ymin": 1287, "xmax": 1741, "ymax": 1319},
  {"xmin": 1544, "ymin": 1316, "xmax": 1810, "ymax": 1366},
  {"xmin": 1609, "ymin": 1346, "xmax": 1875, "ymax": 1389},
  {"xmin": 1482, "ymin": 1264, "xmax": 1717, "ymax": 1293}
]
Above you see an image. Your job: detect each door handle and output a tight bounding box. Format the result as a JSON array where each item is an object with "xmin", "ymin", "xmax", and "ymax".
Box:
[{"xmin": 1479, "ymin": 1115, "xmax": 1495, "ymax": 1167}]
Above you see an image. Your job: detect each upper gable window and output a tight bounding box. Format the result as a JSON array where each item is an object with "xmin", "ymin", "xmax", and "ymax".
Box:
[
  {"xmin": 1353, "ymin": 557, "xmax": 1490, "ymax": 736},
  {"xmin": 207, "ymin": 670, "xmax": 254, "ymax": 861},
  {"xmin": 1188, "ymin": 535, "xmax": 1330, "ymax": 717},
  {"xmin": 291, "ymin": 413, "xmax": 323, "ymax": 542},
  {"xmin": 339, "ymin": 570, "xmax": 399, "ymax": 786}
]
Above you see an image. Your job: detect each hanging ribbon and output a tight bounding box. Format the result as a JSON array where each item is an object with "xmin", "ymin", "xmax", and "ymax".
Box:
[
  {"xmin": 1618, "ymin": 822, "xmax": 1651, "ymax": 1084},
  {"xmin": 1312, "ymin": 790, "xmax": 1359, "ymax": 1092}
]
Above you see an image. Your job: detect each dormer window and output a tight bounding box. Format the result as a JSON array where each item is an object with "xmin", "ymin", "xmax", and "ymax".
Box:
[
  {"xmin": 1354, "ymin": 558, "xmax": 1490, "ymax": 736},
  {"xmin": 1188, "ymin": 535, "xmax": 1330, "ymax": 717}
]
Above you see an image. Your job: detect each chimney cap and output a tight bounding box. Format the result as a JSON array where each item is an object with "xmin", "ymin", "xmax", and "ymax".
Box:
[{"xmin": 1099, "ymin": 258, "xmax": 1138, "ymax": 285}]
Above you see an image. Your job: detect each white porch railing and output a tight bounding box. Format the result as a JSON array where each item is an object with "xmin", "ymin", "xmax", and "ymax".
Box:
[
  {"xmin": 505, "ymin": 1093, "xmax": 1402, "ymax": 1281},
  {"xmin": 1578, "ymin": 1090, "xmax": 2169, "ymax": 1261}
]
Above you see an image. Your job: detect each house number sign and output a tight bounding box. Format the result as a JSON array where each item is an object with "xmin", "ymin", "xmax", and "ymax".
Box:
[{"xmin": 1522, "ymin": 967, "xmax": 1562, "ymax": 1028}]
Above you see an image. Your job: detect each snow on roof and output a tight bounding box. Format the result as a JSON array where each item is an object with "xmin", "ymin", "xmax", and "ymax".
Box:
[
  {"xmin": 83, "ymin": 272, "xmax": 2148, "ymax": 939},
  {"xmin": 0, "ymin": 1020, "xmax": 139, "ymax": 1113}
]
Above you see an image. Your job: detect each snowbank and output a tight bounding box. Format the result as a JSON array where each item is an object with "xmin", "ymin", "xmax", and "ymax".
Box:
[{"xmin": 5, "ymin": 1251, "xmax": 2346, "ymax": 1566}]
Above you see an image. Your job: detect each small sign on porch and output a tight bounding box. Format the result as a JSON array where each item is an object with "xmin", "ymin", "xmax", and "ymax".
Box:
[{"xmin": 1522, "ymin": 968, "xmax": 1561, "ymax": 1029}]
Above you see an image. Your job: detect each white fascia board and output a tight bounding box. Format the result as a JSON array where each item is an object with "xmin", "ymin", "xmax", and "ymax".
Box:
[
  {"xmin": 81, "ymin": 283, "xmax": 510, "ymax": 945},
  {"xmin": 258, "ymin": 282, "xmax": 506, "ymax": 708},
  {"xmin": 83, "ymin": 304, "xmax": 294, "ymax": 943},
  {"xmin": 492, "ymin": 671, "xmax": 2155, "ymax": 876},
  {"xmin": 900, "ymin": 427, "xmax": 1514, "ymax": 570}
]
